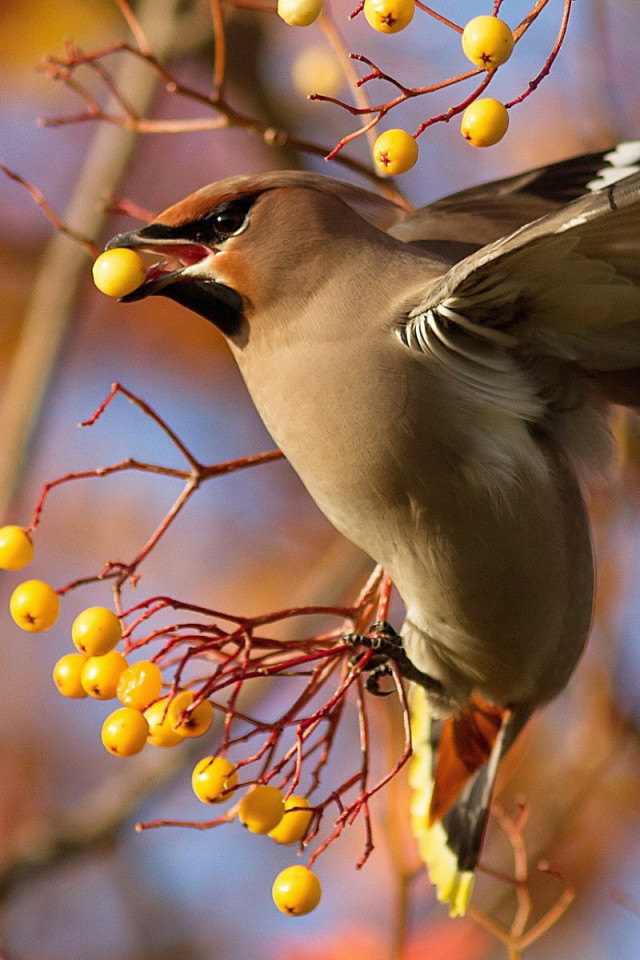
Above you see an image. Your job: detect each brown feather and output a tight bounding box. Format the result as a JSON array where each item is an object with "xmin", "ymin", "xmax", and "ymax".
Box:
[{"xmin": 429, "ymin": 695, "xmax": 506, "ymax": 825}]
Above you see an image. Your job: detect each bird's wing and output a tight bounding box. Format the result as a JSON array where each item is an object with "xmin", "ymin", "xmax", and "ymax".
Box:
[
  {"xmin": 390, "ymin": 141, "xmax": 640, "ymax": 246},
  {"xmin": 393, "ymin": 169, "xmax": 640, "ymax": 477},
  {"xmin": 398, "ymin": 169, "xmax": 640, "ymax": 384},
  {"xmin": 434, "ymin": 141, "xmax": 640, "ymax": 205}
]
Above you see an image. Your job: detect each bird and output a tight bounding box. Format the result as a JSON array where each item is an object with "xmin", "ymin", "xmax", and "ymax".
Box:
[{"xmin": 105, "ymin": 141, "xmax": 640, "ymax": 915}]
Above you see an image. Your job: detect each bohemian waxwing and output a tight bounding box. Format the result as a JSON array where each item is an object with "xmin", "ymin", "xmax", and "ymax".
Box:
[{"xmin": 106, "ymin": 142, "xmax": 640, "ymax": 915}]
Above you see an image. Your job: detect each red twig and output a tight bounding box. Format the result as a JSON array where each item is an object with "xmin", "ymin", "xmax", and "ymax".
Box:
[
  {"xmin": 113, "ymin": 0, "xmax": 153, "ymax": 55},
  {"xmin": 30, "ymin": 384, "xmax": 285, "ymax": 593},
  {"xmin": 36, "ymin": 36, "xmax": 401, "ymax": 192},
  {"xmin": 1, "ymin": 164, "xmax": 99, "ymax": 258},
  {"xmin": 506, "ymin": 0, "xmax": 573, "ymax": 109},
  {"xmin": 414, "ymin": 68, "xmax": 494, "ymax": 138},
  {"xmin": 414, "ymin": 2, "xmax": 463, "ymax": 34},
  {"xmin": 208, "ymin": 0, "xmax": 227, "ymax": 96},
  {"xmin": 469, "ymin": 801, "xmax": 575, "ymax": 953},
  {"xmin": 103, "ymin": 196, "xmax": 156, "ymax": 222}
]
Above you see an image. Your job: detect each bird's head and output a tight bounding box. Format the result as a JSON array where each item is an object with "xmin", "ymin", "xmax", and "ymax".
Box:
[{"xmin": 106, "ymin": 171, "xmax": 405, "ymax": 343}]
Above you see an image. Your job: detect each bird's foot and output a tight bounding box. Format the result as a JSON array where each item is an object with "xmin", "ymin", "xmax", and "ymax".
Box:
[
  {"xmin": 346, "ymin": 651, "xmax": 395, "ymax": 696},
  {"xmin": 345, "ymin": 621, "xmax": 448, "ymax": 700}
]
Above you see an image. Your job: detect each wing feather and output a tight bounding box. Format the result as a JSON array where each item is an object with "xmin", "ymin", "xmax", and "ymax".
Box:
[
  {"xmin": 396, "ymin": 170, "xmax": 640, "ymax": 475},
  {"xmin": 412, "ymin": 170, "xmax": 639, "ymax": 314},
  {"xmin": 400, "ymin": 172, "xmax": 640, "ymax": 375},
  {"xmin": 389, "ymin": 141, "xmax": 640, "ymax": 246}
]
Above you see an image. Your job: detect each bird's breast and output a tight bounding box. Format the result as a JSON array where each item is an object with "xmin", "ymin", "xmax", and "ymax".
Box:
[{"xmin": 232, "ymin": 327, "xmax": 594, "ymax": 711}]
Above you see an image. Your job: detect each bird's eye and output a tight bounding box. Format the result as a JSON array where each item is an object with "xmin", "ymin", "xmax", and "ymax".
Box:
[{"xmin": 210, "ymin": 196, "xmax": 256, "ymax": 239}]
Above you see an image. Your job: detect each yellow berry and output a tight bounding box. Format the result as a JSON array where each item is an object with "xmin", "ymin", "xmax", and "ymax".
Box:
[
  {"xmin": 92, "ymin": 248, "xmax": 146, "ymax": 298},
  {"xmin": 167, "ymin": 690, "xmax": 214, "ymax": 738},
  {"xmin": 102, "ymin": 707, "xmax": 149, "ymax": 756},
  {"xmin": 9, "ymin": 580, "xmax": 60, "ymax": 632},
  {"xmin": 81, "ymin": 650, "xmax": 128, "ymax": 699},
  {"xmin": 192, "ymin": 756, "xmax": 238, "ymax": 804},
  {"xmin": 462, "ymin": 16, "xmax": 514, "ymax": 70},
  {"xmin": 292, "ymin": 45, "xmax": 343, "ymax": 98},
  {"xmin": 117, "ymin": 660, "xmax": 163, "ymax": 710},
  {"xmin": 71, "ymin": 606, "xmax": 122, "ymax": 656},
  {"xmin": 272, "ymin": 865, "xmax": 322, "ymax": 916},
  {"xmin": 0, "ymin": 526, "xmax": 34, "ymax": 570},
  {"xmin": 373, "ymin": 129, "xmax": 418, "ymax": 175},
  {"xmin": 144, "ymin": 697, "xmax": 184, "ymax": 747},
  {"xmin": 53, "ymin": 653, "xmax": 88, "ymax": 699},
  {"xmin": 277, "ymin": 0, "xmax": 323, "ymax": 27},
  {"xmin": 269, "ymin": 795, "xmax": 313, "ymax": 845},
  {"xmin": 461, "ymin": 98, "xmax": 509, "ymax": 147},
  {"xmin": 238, "ymin": 785, "xmax": 285, "ymax": 834},
  {"xmin": 363, "ymin": 0, "xmax": 414, "ymax": 34}
]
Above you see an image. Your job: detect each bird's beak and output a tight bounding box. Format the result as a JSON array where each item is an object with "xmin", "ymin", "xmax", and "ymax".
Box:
[{"xmin": 105, "ymin": 227, "xmax": 244, "ymax": 332}]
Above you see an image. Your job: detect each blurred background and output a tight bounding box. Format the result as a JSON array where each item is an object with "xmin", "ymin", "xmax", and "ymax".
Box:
[{"xmin": 1, "ymin": 1, "xmax": 640, "ymax": 957}]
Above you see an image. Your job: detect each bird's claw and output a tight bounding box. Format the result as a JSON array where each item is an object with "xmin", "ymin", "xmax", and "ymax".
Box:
[
  {"xmin": 348, "ymin": 650, "xmax": 395, "ymax": 696},
  {"xmin": 365, "ymin": 662, "xmax": 394, "ymax": 696},
  {"xmin": 345, "ymin": 621, "xmax": 447, "ymax": 699}
]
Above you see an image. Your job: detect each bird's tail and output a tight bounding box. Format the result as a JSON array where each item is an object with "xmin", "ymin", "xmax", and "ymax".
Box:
[{"xmin": 409, "ymin": 686, "xmax": 526, "ymax": 916}]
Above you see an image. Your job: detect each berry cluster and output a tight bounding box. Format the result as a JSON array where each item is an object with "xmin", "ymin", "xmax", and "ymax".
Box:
[
  {"xmin": 2, "ymin": 475, "xmax": 410, "ymax": 921},
  {"xmin": 276, "ymin": 6, "xmax": 516, "ymax": 174},
  {"xmin": 31, "ymin": 0, "xmax": 572, "ymax": 186},
  {"xmin": 1, "ymin": 525, "xmax": 327, "ymax": 916},
  {"xmin": 370, "ymin": 14, "xmax": 514, "ymax": 173}
]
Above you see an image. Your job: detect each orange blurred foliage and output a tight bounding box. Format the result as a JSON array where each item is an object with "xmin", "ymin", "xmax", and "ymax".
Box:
[{"xmin": 280, "ymin": 919, "xmax": 490, "ymax": 960}]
